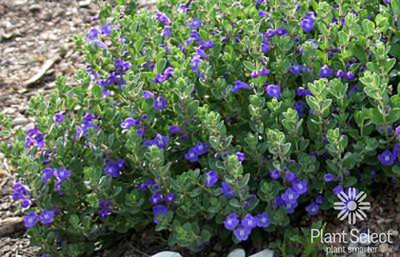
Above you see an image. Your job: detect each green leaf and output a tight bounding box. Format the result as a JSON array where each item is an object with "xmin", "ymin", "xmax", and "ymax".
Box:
[
  {"xmin": 155, "ymin": 58, "xmax": 167, "ymax": 74},
  {"xmin": 243, "ymin": 61, "xmax": 255, "ymax": 71},
  {"xmin": 349, "ymin": 43, "xmax": 368, "ymax": 62},
  {"xmin": 387, "ymin": 108, "xmax": 400, "ymax": 123},
  {"xmin": 392, "ymin": 0, "xmax": 400, "ymax": 16},
  {"xmin": 362, "ymin": 19, "xmax": 375, "ymax": 37},
  {"xmin": 91, "ymin": 85, "xmax": 102, "ymax": 99}
]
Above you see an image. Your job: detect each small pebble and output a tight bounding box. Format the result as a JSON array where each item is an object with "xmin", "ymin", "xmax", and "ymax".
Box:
[{"xmin": 228, "ymin": 248, "xmax": 245, "ymax": 257}]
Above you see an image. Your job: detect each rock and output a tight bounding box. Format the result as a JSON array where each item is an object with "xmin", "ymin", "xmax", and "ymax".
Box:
[
  {"xmin": 249, "ymin": 249, "xmax": 274, "ymax": 257},
  {"xmin": 356, "ymin": 253, "xmax": 366, "ymax": 257},
  {"xmin": 12, "ymin": 117, "xmax": 28, "ymax": 126},
  {"xmin": 378, "ymin": 243, "xmax": 389, "ymax": 253},
  {"xmin": 395, "ymin": 214, "xmax": 400, "ymax": 224},
  {"xmin": 151, "ymin": 251, "xmax": 182, "ymax": 257},
  {"xmin": 79, "ymin": 0, "xmax": 91, "ymax": 7},
  {"xmin": 228, "ymin": 248, "xmax": 245, "ymax": 257}
]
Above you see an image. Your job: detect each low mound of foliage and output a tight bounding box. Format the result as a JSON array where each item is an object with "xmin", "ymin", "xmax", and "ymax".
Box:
[{"xmin": 1, "ymin": 0, "xmax": 400, "ymax": 256}]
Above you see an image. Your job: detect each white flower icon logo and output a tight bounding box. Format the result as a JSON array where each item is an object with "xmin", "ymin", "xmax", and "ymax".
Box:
[{"xmin": 333, "ymin": 187, "xmax": 371, "ymax": 225}]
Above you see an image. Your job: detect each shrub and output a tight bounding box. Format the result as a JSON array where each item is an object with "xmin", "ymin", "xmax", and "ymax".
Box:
[{"xmin": 1, "ymin": 0, "xmax": 400, "ymax": 256}]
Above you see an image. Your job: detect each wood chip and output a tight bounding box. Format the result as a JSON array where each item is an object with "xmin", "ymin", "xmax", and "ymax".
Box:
[
  {"xmin": 23, "ymin": 54, "xmax": 60, "ymax": 88},
  {"xmin": 0, "ymin": 217, "xmax": 24, "ymax": 237}
]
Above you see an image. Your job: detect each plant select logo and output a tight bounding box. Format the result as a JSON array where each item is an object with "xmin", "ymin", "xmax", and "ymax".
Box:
[{"xmin": 333, "ymin": 187, "xmax": 371, "ymax": 225}]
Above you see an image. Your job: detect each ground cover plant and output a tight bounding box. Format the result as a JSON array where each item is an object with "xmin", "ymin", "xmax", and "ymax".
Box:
[{"xmin": 1, "ymin": 0, "xmax": 400, "ymax": 256}]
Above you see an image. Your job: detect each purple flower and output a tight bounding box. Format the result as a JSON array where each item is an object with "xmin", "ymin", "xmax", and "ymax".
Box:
[
  {"xmin": 191, "ymin": 55, "xmax": 204, "ymax": 79},
  {"xmin": 54, "ymin": 167, "xmax": 71, "ymax": 182},
  {"xmin": 143, "ymin": 90, "xmax": 155, "ymax": 99},
  {"xmin": 154, "ymin": 96, "xmax": 168, "ymax": 110},
  {"xmin": 84, "ymin": 113, "xmax": 95, "ymax": 121},
  {"xmin": 289, "ymin": 63, "xmax": 304, "ymax": 75},
  {"xmin": 196, "ymin": 48, "xmax": 208, "ymax": 59},
  {"xmin": 20, "ymin": 199, "xmax": 31, "ymax": 208},
  {"xmin": 265, "ymin": 84, "xmax": 281, "ymax": 98},
  {"xmin": 281, "ymin": 188, "xmax": 299, "ymax": 203},
  {"xmin": 23, "ymin": 212, "xmax": 38, "ymax": 228},
  {"xmin": 256, "ymin": 212, "xmax": 270, "ymax": 228},
  {"xmin": 25, "ymin": 128, "xmax": 44, "ymax": 149},
  {"xmin": 154, "ymin": 73, "xmax": 167, "ymax": 83},
  {"xmin": 378, "ymin": 150, "xmax": 395, "ymax": 166},
  {"xmin": 393, "ymin": 144, "xmax": 400, "ymax": 157},
  {"xmin": 333, "ymin": 185, "xmax": 344, "ymax": 195},
  {"xmin": 199, "ymin": 40, "xmax": 215, "ymax": 50},
  {"xmin": 324, "ymin": 173, "xmax": 335, "ymax": 182},
  {"xmin": 54, "ymin": 181, "xmax": 63, "ymax": 195},
  {"xmin": 345, "ymin": 71, "xmax": 356, "ymax": 80},
  {"xmin": 241, "ymin": 214, "xmax": 257, "ymax": 229},
  {"xmin": 169, "ymin": 125, "xmax": 183, "ymax": 134},
  {"xmin": 291, "ymin": 179, "xmax": 308, "ymax": 195},
  {"xmin": 87, "ymin": 27, "xmax": 101, "ymax": 40},
  {"xmin": 186, "ymin": 18, "xmax": 202, "ymax": 28},
  {"xmin": 251, "ymin": 70, "xmax": 259, "ymax": 78},
  {"xmin": 259, "ymin": 10, "xmax": 267, "ymax": 17},
  {"xmin": 155, "ymin": 11, "xmax": 171, "ymax": 25},
  {"xmin": 53, "ymin": 112, "xmax": 65, "ymax": 123},
  {"xmin": 260, "ymin": 68, "xmax": 270, "ymax": 76},
  {"xmin": 99, "ymin": 200, "xmax": 112, "ymax": 218},
  {"xmin": 121, "ymin": 118, "xmax": 140, "ymax": 129},
  {"xmin": 115, "ymin": 159, "xmax": 126, "ymax": 170},
  {"xmin": 164, "ymin": 192, "xmax": 176, "ymax": 202},
  {"xmin": 231, "ymin": 81, "xmax": 252, "ymax": 93},
  {"xmin": 384, "ymin": 0, "xmax": 391, "ymax": 4},
  {"xmin": 41, "ymin": 168, "xmax": 54, "ymax": 184},
  {"xmin": 261, "ymin": 42, "xmax": 271, "ymax": 53},
  {"xmin": 236, "ymin": 152, "xmax": 246, "ymax": 162},
  {"xmin": 39, "ymin": 209, "xmax": 55, "ymax": 225},
  {"xmin": 93, "ymin": 41, "xmax": 108, "ymax": 48},
  {"xmin": 296, "ymin": 87, "xmax": 312, "ymax": 97},
  {"xmin": 300, "ymin": 18, "xmax": 315, "ymax": 33},
  {"xmin": 315, "ymin": 194, "xmax": 325, "ymax": 204},
  {"xmin": 233, "ymin": 225, "xmax": 251, "ymax": 241},
  {"xmin": 395, "ymin": 126, "xmax": 400, "ymax": 136},
  {"xmin": 164, "ymin": 67, "xmax": 175, "ymax": 79},
  {"xmin": 150, "ymin": 191, "xmax": 164, "ymax": 205},
  {"xmin": 285, "ymin": 201, "xmax": 298, "ymax": 214},
  {"xmin": 12, "ymin": 182, "xmax": 29, "ymax": 201},
  {"xmin": 319, "ymin": 65, "xmax": 333, "ymax": 78},
  {"xmin": 163, "ymin": 26, "xmax": 171, "ymax": 37},
  {"xmin": 184, "ymin": 150, "xmax": 199, "ymax": 162},
  {"xmin": 191, "ymin": 142, "xmax": 208, "ymax": 155},
  {"xmin": 224, "ymin": 213, "xmax": 239, "ymax": 230},
  {"xmin": 137, "ymin": 179, "xmax": 155, "ymax": 190},
  {"xmin": 153, "ymin": 204, "xmax": 169, "ymax": 224},
  {"xmin": 265, "ymin": 28, "xmax": 276, "ymax": 37},
  {"xmin": 221, "ymin": 181, "xmax": 235, "ymax": 198},
  {"xmin": 294, "ymin": 101, "xmax": 307, "ymax": 116},
  {"xmin": 143, "ymin": 134, "xmax": 170, "ymax": 149},
  {"xmin": 305, "ymin": 202, "xmax": 320, "ymax": 215},
  {"xmin": 276, "ymin": 27, "xmax": 287, "ymax": 36},
  {"xmin": 115, "ymin": 59, "xmax": 131, "ymax": 71},
  {"xmin": 285, "ymin": 171, "xmax": 297, "ymax": 183},
  {"xmin": 205, "ymin": 170, "xmax": 218, "ymax": 187},
  {"xmin": 103, "ymin": 162, "xmax": 121, "ymax": 177},
  {"xmin": 269, "ymin": 169, "xmax": 281, "ymax": 180},
  {"xmin": 336, "ymin": 69, "xmax": 345, "ymax": 78},
  {"xmin": 101, "ymin": 23, "xmax": 116, "ymax": 35}
]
